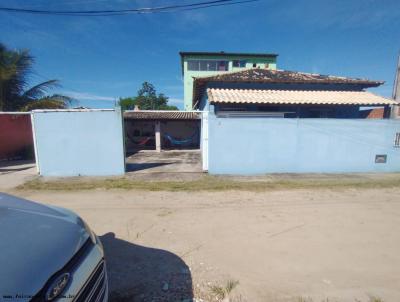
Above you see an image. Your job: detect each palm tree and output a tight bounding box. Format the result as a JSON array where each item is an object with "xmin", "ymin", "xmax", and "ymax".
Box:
[{"xmin": 0, "ymin": 43, "xmax": 71, "ymax": 111}]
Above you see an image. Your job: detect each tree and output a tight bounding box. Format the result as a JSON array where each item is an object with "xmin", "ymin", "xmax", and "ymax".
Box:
[
  {"xmin": 118, "ymin": 97, "xmax": 136, "ymax": 111},
  {"xmin": 0, "ymin": 43, "xmax": 71, "ymax": 111},
  {"xmin": 118, "ymin": 82, "xmax": 179, "ymax": 111}
]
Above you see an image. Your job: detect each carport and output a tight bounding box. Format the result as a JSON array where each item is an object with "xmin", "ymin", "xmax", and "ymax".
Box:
[
  {"xmin": 123, "ymin": 110, "xmax": 204, "ymax": 173},
  {"xmin": 123, "ymin": 110, "xmax": 201, "ymax": 153}
]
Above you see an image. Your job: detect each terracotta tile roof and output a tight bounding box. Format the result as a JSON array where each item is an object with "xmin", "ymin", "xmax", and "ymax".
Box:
[
  {"xmin": 196, "ymin": 68, "xmax": 384, "ymax": 86},
  {"xmin": 207, "ymin": 88, "xmax": 396, "ymax": 106},
  {"xmin": 192, "ymin": 68, "xmax": 385, "ymax": 108},
  {"xmin": 124, "ymin": 111, "xmax": 201, "ymax": 120}
]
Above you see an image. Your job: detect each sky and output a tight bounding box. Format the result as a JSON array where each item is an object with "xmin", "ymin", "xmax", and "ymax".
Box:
[{"xmin": 1, "ymin": 0, "xmax": 399, "ymax": 110}]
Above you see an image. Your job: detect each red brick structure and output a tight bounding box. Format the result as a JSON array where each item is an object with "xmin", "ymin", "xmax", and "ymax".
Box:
[
  {"xmin": 365, "ymin": 107, "xmax": 385, "ymax": 119},
  {"xmin": 0, "ymin": 113, "xmax": 34, "ymax": 160}
]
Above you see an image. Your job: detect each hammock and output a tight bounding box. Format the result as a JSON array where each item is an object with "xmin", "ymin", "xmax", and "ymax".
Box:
[
  {"xmin": 164, "ymin": 131, "xmax": 198, "ymax": 146},
  {"xmin": 127, "ymin": 134, "xmax": 152, "ymax": 146}
]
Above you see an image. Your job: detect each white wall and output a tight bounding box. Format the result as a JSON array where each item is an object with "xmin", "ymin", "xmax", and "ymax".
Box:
[
  {"xmin": 208, "ymin": 116, "xmax": 400, "ymax": 174},
  {"xmin": 32, "ymin": 109, "xmax": 125, "ymax": 176}
]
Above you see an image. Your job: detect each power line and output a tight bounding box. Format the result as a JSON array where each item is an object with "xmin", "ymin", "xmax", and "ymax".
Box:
[
  {"xmin": 160, "ymin": 0, "xmax": 260, "ymax": 13},
  {"xmin": 1, "ymin": 0, "xmax": 234, "ymax": 14},
  {"xmin": 0, "ymin": 0, "xmax": 261, "ymax": 16}
]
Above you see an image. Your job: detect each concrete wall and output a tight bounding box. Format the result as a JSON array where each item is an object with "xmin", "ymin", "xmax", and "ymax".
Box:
[
  {"xmin": 32, "ymin": 109, "xmax": 125, "ymax": 176},
  {"xmin": 208, "ymin": 114, "xmax": 400, "ymax": 174},
  {"xmin": 0, "ymin": 113, "xmax": 34, "ymax": 160}
]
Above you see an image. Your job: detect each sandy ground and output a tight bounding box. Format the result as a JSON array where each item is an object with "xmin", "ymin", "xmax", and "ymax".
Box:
[
  {"xmin": 10, "ymin": 188, "xmax": 400, "ymax": 302},
  {"xmin": 0, "ymin": 160, "xmax": 36, "ymax": 190}
]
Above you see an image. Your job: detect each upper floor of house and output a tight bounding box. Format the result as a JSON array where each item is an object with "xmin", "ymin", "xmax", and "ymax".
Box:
[
  {"xmin": 180, "ymin": 51, "xmax": 278, "ymax": 76},
  {"xmin": 180, "ymin": 51, "xmax": 278, "ymax": 110}
]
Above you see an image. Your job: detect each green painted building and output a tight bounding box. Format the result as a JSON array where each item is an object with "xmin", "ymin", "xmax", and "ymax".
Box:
[{"xmin": 179, "ymin": 51, "xmax": 278, "ymax": 111}]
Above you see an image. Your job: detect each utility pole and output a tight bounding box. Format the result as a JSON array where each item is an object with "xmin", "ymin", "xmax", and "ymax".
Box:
[{"xmin": 391, "ymin": 53, "xmax": 400, "ymax": 118}]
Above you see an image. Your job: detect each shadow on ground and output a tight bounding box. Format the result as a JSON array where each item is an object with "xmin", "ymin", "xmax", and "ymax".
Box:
[
  {"xmin": 100, "ymin": 233, "xmax": 193, "ymax": 302},
  {"xmin": 125, "ymin": 162, "xmax": 173, "ymax": 173},
  {"xmin": 0, "ymin": 166, "xmax": 35, "ymax": 173},
  {"xmin": 0, "ymin": 159, "xmax": 35, "ymax": 168}
]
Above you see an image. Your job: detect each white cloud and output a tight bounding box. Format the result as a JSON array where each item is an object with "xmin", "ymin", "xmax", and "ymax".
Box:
[
  {"xmin": 168, "ymin": 97, "xmax": 184, "ymax": 105},
  {"xmin": 168, "ymin": 97, "xmax": 184, "ymax": 110},
  {"xmin": 63, "ymin": 91, "xmax": 116, "ymax": 101}
]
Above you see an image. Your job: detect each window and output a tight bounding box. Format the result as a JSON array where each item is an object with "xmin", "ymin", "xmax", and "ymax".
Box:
[
  {"xmin": 233, "ymin": 60, "xmax": 246, "ymax": 68},
  {"xmin": 375, "ymin": 154, "xmax": 387, "ymax": 163},
  {"xmin": 217, "ymin": 61, "xmax": 228, "ymax": 71},
  {"xmin": 187, "ymin": 60, "xmax": 228, "ymax": 71},
  {"xmin": 188, "ymin": 60, "xmax": 200, "ymax": 71},
  {"xmin": 394, "ymin": 132, "xmax": 400, "ymax": 147},
  {"xmin": 199, "ymin": 61, "xmax": 209, "ymax": 71},
  {"xmin": 207, "ymin": 61, "xmax": 217, "ymax": 71}
]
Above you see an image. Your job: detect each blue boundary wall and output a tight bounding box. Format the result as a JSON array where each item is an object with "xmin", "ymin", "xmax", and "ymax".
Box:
[
  {"xmin": 208, "ymin": 114, "xmax": 400, "ymax": 174},
  {"xmin": 32, "ymin": 109, "xmax": 125, "ymax": 176}
]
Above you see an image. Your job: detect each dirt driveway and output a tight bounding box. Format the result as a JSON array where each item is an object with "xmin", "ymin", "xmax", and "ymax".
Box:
[{"xmin": 12, "ymin": 188, "xmax": 400, "ymax": 302}]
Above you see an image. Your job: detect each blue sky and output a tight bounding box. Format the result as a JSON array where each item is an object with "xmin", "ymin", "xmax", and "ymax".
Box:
[{"xmin": 1, "ymin": 0, "xmax": 399, "ymax": 110}]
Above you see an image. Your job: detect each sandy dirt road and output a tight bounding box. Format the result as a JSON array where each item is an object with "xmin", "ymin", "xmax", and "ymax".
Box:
[{"xmin": 11, "ymin": 188, "xmax": 400, "ymax": 302}]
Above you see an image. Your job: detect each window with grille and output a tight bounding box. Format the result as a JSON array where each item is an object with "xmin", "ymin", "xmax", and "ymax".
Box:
[
  {"xmin": 394, "ymin": 133, "xmax": 400, "ymax": 147},
  {"xmin": 187, "ymin": 60, "xmax": 228, "ymax": 71},
  {"xmin": 233, "ymin": 60, "xmax": 246, "ymax": 68}
]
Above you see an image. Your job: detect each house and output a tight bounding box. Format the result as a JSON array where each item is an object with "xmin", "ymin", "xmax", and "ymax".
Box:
[
  {"xmin": 185, "ymin": 59, "xmax": 400, "ymax": 174},
  {"xmin": 193, "ymin": 68, "xmax": 393, "ymax": 118},
  {"xmin": 180, "ymin": 51, "xmax": 278, "ymax": 111},
  {"xmin": 24, "ymin": 52, "xmax": 400, "ymax": 177}
]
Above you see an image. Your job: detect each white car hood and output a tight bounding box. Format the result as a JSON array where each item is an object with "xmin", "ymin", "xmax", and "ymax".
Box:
[{"xmin": 0, "ymin": 193, "xmax": 89, "ymax": 301}]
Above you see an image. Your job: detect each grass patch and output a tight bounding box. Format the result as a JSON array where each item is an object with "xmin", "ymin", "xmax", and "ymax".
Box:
[
  {"xmin": 209, "ymin": 279, "xmax": 240, "ymax": 301},
  {"xmin": 16, "ymin": 174, "xmax": 400, "ymax": 192}
]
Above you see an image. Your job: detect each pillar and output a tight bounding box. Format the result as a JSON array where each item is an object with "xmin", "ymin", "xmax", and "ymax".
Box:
[{"xmin": 155, "ymin": 121, "xmax": 161, "ymax": 152}]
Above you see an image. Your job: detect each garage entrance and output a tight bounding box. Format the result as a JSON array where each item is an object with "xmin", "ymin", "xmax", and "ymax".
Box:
[
  {"xmin": 123, "ymin": 111, "xmax": 201, "ymax": 154},
  {"xmin": 123, "ymin": 110, "xmax": 203, "ymax": 173}
]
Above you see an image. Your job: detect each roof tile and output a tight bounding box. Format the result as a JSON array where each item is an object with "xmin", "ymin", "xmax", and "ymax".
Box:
[
  {"xmin": 207, "ymin": 88, "xmax": 396, "ymax": 106},
  {"xmin": 124, "ymin": 111, "xmax": 201, "ymax": 120}
]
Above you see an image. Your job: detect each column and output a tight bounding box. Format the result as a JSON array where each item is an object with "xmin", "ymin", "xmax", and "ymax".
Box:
[{"xmin": 155, "ymin": 121, "xmax": 161, "ymax": 152}]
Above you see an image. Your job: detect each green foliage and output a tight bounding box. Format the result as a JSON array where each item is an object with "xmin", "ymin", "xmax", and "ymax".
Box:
[
  {"xmin": 118, "ymin": 81, "xmax": 179, "ymax": 111},
  {"xmin": 21, "ymin": 95, "xmax": 70, "ymax": 111},
  {"xmin": 0, "ymin": 43, "xmax": 71, "ymax": 111},
  {"xmin": 118, "ymin": 97, "xmax": 136, "ymax": 111}
]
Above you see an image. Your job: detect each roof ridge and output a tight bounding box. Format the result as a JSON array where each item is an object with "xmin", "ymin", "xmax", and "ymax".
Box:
[
  {"xmin": 209, "ymin": 88, "xmax": 385, "ymax": 93},
  {"xmin": 194, "ymin": 68, "xmax": 384, "ymax": 84}
]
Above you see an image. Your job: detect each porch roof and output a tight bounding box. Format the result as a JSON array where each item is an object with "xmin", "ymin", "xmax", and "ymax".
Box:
[
  {"xmin": 207, "ymin": 88, "xmax": 396, "ymax": 106},
  {"xmin": 124, "ymin": 110, "xmax": 201, "ymax": 120},
  {"xmin": 193, "ymin": 68, "xmax": 386, "ymax": 108}
]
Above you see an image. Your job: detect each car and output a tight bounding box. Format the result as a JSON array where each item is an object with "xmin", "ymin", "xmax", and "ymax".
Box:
[{"xmin": 0, "ymin": 193, "xmax": 108, "ymax": 302}]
